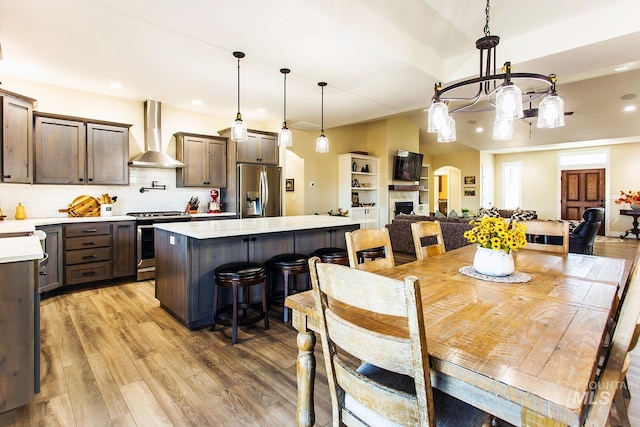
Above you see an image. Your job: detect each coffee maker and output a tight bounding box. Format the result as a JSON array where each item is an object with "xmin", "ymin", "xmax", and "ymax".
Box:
[{"xmin": 208, "ymin": 189, "xmax": 221, "ymax": 213}]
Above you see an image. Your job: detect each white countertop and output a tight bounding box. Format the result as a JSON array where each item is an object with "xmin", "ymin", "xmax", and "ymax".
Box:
[
  {"xmin": 0, "ymin": 235, "xmax": 44, "ymax": 263},
  {"xmin": 190, "ymin": 212, "xmax": 237, "ymax": 218},
  {"xmin": 0, "ymin": 215, "xmax": 137, "ymax": 228},
  {"xmin": 154, "ymin": 215, "xmax": 370, "ymax": 239},
  {"xmin": 0, "ymin": 220, "xmax": 37, "ymax": 235}
]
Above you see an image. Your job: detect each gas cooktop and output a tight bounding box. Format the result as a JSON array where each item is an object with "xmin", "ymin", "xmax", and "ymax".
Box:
[{"xmin": 127, "ymin": 211, "xmax": 191, "ymax": 218}]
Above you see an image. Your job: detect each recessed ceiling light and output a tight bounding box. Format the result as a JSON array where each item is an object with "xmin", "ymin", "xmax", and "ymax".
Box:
[
  {"xmin": 624, "ymin": 105, "xmax": 637, "ymax": 112},
  {"xmin": 614, "ymin": 66, "xmax": 629, "ymax": 72},
  {"xmin": 192, "ymin": 99, "xmax": 202, "ymax": 106},
  {"xmin": 256, "ymin": 108, "xmax": 265, "ymax": 113},
  {"xmin": 476, "ymin": 127, "xmax": 484, "ymax": 133},
  {"xmin": 110, "ymin": 82, "xmax": 123, "ymax": 89}
]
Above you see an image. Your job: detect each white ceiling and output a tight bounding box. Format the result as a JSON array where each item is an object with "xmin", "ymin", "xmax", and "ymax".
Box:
[{"xmin": 1, "ymin": 0, "xmax": 639, "ymax": 154}]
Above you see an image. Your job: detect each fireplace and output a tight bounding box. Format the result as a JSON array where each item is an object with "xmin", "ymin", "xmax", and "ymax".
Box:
[{"xmin": 395, "ymin": 201, "xmax": 414, "ymax": 215}]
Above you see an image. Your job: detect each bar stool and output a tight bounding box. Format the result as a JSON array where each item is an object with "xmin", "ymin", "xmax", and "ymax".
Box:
[
  {"xmin": 211, "ymin": 261, "xmax": 269, "ymax": 345},
  {"xmin": 357, "ymin": 246, "xmax": 386, "ymax": 264},
  {"xmin": 265, "ymin": 253, "xmax": 309, "ymax": 323},
  {"xmin": 309, "ymin": 247, "xmax": 349, "ymax": 266}
]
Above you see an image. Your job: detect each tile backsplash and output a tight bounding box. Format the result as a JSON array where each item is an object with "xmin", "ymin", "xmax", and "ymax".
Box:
[{"xmin": 0, "ymin": 168, "xmax": 226, "ymax": 218}]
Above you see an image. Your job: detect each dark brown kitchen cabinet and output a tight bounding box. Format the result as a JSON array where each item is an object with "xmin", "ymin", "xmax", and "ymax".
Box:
[
  {"xmin": 64, "ymin": 222, "xmax": 112, "ymax": 285},
  {"xmin": 37, "ymin": 225, "xmax": 63, "ymax": 293},
  {"xmin": 175, "ymin": 132, "xmax": 227, "ymax": 188},
  {"xmin": 34, "ymin": 112, "xmax": 131, "ymax": 185},
  {"xmin": 1, "ymin": 90, "xmax": 35, "ymax": 183},
  {"xmin": 0, "ymin": 259, "xmax": 37, "ymax": 417},
  {"xmin": 219, "ymin": 128, "xmax": 279, "ymax": 165},
  {"xmin": 63, "ymin": 221, "xmax": 136, "ymax": 286},
  {"xmin": 111, "ymin": 221, "xmax": 135, "ymax": 278}
]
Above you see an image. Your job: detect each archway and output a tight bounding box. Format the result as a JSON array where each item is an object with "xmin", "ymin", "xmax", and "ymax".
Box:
[{"xmin": 433, "ymin": 166, "xmax": 462, "ymax": 216}]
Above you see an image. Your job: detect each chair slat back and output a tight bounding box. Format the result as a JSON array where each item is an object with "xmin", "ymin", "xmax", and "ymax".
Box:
[
  {"xmin": 345, "ymin": 228, "xmax": 395, "ymax": 272},
  {"xmin": 521, "ymin": 220, "xmax": 569, "ymax": 254},
  {"xmin": 411, "ymin": 220, "xmax": 446, "ymax": 261},
  {"xmin": 613, "ymin": 242, "xmax": 640, "ymax": 323},
  {"xmin": 585, "ymin": 256, "xmax": 640, "ymax": 425},
  {"xmin": 309, "ymin": 257, "xmax": 435, "ymax": 426}
]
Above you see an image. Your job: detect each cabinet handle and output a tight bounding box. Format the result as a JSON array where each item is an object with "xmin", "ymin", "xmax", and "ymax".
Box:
[
  {"xmin": 88, "ymin": 178, "xmax": 93, "ymax": 182},
  {"xmin": 39, "ymin": 271, "xmax": 47, "ymax": 276},
  {"xmin": 79, "ymin": 178, "xmax": 84, "ymax": 182},
  {"xmin": 82, "ymin": 241, "xmax": 97, "ymax": 245},
  {"xmin": 3, "ymin": 175, "xmax": 10, "ymax": 179},
  {"xmin": 251, "ymin": 237, "xmax": 257, "ymax": 242},
  {"xmin": 243, "ymin": 237, "xmax": 250, "ymax": 242},
  {"xmin": 82, "ymin": 271, "xmax": 97, "ymax": 276},
  {"xmin": 82, "ymin": 229, "xmax": 98, "ymax": 233},
  {"xmin": 83, "ymin": 255, "xmax": 97, "ymax": 259}
]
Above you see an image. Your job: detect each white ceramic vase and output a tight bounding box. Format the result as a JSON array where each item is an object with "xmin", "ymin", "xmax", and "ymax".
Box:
[
  {"xmin": 473, "ymin": 246, "xmax": 515, "ymax": 277},
  {"xmin": 630, "ymin": 202, "xmax": 640, "ymax": 210}
]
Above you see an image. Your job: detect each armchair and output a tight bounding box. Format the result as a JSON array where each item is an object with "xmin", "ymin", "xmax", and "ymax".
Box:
[{"xmin": 569, "ymin": 207, "xmax": 604, "ymax": 255}]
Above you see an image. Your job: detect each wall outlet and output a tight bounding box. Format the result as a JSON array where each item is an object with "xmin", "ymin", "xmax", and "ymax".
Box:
[{"xmin": 169, "ymin": 235, "xmax": 175, "ymax": 245}]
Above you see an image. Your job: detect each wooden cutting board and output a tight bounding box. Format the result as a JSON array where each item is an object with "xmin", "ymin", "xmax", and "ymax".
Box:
[{"xmin": 59, "ymin": 195, "xmax": 101, "ymax": 217}]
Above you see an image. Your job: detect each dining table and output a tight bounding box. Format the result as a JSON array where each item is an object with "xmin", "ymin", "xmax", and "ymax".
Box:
[{"xmin": 285, "ymin": 244, "xmax": 626, "ymax": 427}]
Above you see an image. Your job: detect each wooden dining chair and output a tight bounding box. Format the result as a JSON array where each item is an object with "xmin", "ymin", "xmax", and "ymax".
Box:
[
  {"xmin": 345, "ymin": 228, "xmax": 395, "ymax": 272},
  {"xmin": 411, "ymin": 220, "xmax": 446, "ymax": 261},
  {"xmin": 308, "ymin": 257, "xmax": 491, "ymax": 426},
  {"xmin": 520, "ymin": 220, "xmax": 570, "ymax": 254},
  {"xmin": 585, "ymin": 254, "xmax": 640, "ymax": 426}
]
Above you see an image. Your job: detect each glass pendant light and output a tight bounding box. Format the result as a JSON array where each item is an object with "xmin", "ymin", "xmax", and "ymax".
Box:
[
  {"xmin": 495, "ymin": 83, "xmax": 524, "ymax": 120},
  {"xmin": 537, "ymin": 92, "xmax": 565, "ymax": 128},
  {"xmin": 316, "ymin": 82, "xmax": 329, "ymax": 153},
  {"xmin": 492, "ymin": 117, "xmax": 514, "ymax": 140},
  {"xmin": 278, "ymin": 68, "xmax": 293, "ymax": 147},
  {"xmin": 427, "ymin": 100, "xmax": 449, "ymax": 133},
  {"xmin": 437, "ymin": 116, "xmax": 456, "ymax": 143},
  {"xmin": 231, "ymin": 51, "xmax": 248, "ymax": 142}
]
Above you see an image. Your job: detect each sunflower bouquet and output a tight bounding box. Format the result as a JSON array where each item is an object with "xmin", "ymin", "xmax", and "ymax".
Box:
[{"xmin": 463, "ymin": 217, "xmax": 527, "ymax": 253}]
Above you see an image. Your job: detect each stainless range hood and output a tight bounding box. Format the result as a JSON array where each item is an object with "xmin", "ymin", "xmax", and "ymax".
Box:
[{"xmin": 129, "ymin": 100, "xmax": 185, "ymax": 168}]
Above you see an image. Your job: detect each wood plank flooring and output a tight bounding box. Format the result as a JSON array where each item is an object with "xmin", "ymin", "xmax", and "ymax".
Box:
[{"xmin": 5, "ymin": 238, "xmax": 640, "ymax": 426}]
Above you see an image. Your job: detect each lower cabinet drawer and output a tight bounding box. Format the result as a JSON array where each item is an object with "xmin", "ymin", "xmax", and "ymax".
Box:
[
  {"xmin": 65, "ymin": 235, "xmax": 111, "ymax": 250},
  {"xmin": 65, "ymin": 247, "xmax": 111, "ymax": 265},
  {"xmin": 65, "ymin": 261, "xmax": 111, "ymax": 285}
]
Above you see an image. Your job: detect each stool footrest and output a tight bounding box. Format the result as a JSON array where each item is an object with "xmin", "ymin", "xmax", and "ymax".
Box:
[{"xmin": 213, "ymin": 304, "xmax": 267, "ymax": 328}]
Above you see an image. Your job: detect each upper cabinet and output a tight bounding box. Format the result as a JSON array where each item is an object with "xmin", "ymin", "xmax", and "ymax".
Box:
[
  {"xmin": 1, "ymin": 90, "xmax": 36, "ymax": 183},
  {"xmin": 220, "ymin": 128, "xmax": 279, "ymax": 165},
  {"xmin": 34, "ymin": 112, "xmax": 131, "ymax": 185},
  {"xmin": 175, "ymin": 132, "xmax": 227, "ymax": 188}
]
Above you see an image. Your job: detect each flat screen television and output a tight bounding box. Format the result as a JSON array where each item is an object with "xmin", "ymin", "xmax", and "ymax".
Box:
[{"xmin": 393, "ymin": 150, "xmax": 423, "ymax": 181}]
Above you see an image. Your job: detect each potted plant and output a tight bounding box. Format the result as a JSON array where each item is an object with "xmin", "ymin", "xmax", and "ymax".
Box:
[
  {"xmin": 463, "ymin": 217, "xmax": 527, "ymax": 276},
  {"xmin": 615, "ymin": 190, "xmax": 640, "ymax": 210}
]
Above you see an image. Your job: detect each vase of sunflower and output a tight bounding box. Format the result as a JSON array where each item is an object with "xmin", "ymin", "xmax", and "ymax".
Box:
[{"xmin": 464, "ymin": 217, "xmax": 528, "ymax": 276}]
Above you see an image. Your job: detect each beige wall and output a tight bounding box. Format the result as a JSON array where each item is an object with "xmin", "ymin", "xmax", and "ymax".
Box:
[
  {"xmin": 493, "ymin": 143, "xmax": 640, "ymax": 236},
  {"xmin": 431, "ymin": 149, "xmax": 480, "ymax": 210}
]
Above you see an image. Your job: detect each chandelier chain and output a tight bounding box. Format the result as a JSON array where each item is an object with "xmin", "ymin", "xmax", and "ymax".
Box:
[{"xmin": 484, "ymin": 0, "xmax": 491, "ymax": 37}]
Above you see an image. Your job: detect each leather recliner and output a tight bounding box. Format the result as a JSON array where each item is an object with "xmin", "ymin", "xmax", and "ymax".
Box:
[{"xmin": 569, "ymin": 208, "xmax": 605, "ymax": 255}]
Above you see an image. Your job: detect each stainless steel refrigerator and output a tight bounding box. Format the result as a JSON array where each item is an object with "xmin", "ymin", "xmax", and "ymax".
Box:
[{"xmin": 237, "ymin": 164, "xmax": 283, "ymax": 218}]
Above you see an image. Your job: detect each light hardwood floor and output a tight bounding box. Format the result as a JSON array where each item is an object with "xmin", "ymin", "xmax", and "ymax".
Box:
[{"xmin": 6, "ymin": 238, "xmax": 640, "ymax": 426}]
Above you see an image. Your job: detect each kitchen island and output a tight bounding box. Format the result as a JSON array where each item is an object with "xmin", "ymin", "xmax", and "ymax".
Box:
[{"xmin": 154, "ymin": 215, "xmax": 368, "ymax": 329}]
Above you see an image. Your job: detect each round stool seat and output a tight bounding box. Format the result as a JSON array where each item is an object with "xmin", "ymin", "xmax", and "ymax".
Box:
[
  {"xmin": 215, "ymin": 261, "xmax": 265, "ymax": 281},
  {"xmin": 266, "ymin": 253, "xmax": 309, "ymax": 268},
  {"xmin": 266, "ymin": 253, "xmax": 310, "ymax": 323},
  {"xmin": 310, "ymin": 247, "xmax": 349, "ymax": 265},
  {"xmin": 211, "ymin": 261, "xmax": 269, "ymax": 345}
]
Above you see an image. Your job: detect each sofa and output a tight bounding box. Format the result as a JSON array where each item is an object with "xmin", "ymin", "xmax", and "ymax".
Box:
[
  {"xmin": 386, "ymin": 215, "xmax": 474, "ymax": 254},
  {"xmin": 386, "ymin": 208, "xmax": 538, "ymax": 255}
]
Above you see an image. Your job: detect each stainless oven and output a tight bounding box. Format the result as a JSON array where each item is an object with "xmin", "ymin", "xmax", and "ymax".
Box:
[{"xmin": 128, "ymin": 211, "xmax": 192, "ymax": 280}]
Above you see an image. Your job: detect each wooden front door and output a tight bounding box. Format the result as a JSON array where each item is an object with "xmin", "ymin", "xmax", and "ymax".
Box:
[{"xmin": 561, "ymin": 168, "xmax": 605, "ymax": 235}]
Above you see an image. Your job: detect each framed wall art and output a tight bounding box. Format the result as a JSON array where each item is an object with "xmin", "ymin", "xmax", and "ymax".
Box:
[{"xmin": 285, "ymin": 179, "xmax": 294, "ymax": 191}]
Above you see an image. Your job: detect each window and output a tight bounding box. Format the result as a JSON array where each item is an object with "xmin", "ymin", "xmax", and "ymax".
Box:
[{"xmin": 502, "ymin": 162, "xmax": 521, "ymax": 209}]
